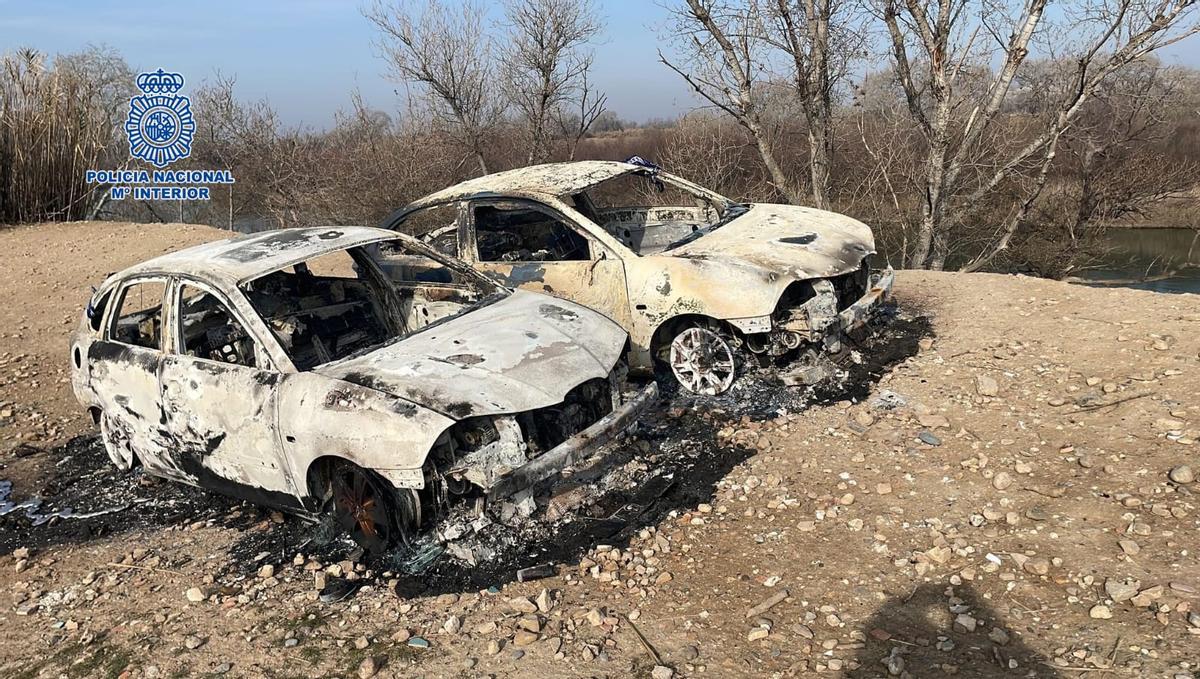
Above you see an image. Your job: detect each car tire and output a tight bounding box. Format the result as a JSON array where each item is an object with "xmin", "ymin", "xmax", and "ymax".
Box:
[
  {"xmin": 325, "ymin": 461, "xmax": 419, "ymax": 553},
  {"xmin": 98, "ymin": 412, "xmax": 138, "ymax": 471},
  {"xmin": 666, "ymin": 324, "xmax": 737, "ymax": 396}
]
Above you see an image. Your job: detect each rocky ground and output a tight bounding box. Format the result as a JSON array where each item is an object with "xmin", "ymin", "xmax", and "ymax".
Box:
[{"xmin": 0, "ymin": 221, "xmax": 1198, "ymax": 678}]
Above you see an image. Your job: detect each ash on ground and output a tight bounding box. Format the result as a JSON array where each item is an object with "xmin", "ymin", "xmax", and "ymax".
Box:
[{"xmin": 1, "ymin": 308, "xmax": 930, "ymax": 597}]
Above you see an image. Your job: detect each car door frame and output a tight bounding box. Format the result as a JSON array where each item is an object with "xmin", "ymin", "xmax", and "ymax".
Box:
[
  {"xmin": 158, "ymin": 275, "xmax": 307, "ymax": 509},
  {"xmin": 90, "ymin": 274, "xmax": 175, "ymax": 470},
  {"xmin": 462, "ymin": 196, "xmax": 633, "ymax": 327}
]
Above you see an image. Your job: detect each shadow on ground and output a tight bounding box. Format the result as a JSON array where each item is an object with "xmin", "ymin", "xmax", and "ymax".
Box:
[{"xmin": 849, "ymin": 583, "xmax": 1061, "ymax": 678}]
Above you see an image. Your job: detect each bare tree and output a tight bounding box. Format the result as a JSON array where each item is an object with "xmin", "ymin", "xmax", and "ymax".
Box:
[
  {"xmin": 365, "ymin": 0, "xmax": 503, "ymax": 174},
  {"xmin": 660, "ymin": 0, "xmax": 802, "ymax": 203},
  {"xmin": 761, "ymin": 0, "xmax": 862, "ymax": 209},
  {"xmin": 959, "ymin": 0, "xmax": 1200, "ymax": 271},
  {"xmin": 878, "ymin": 0, "xmax": 1199, "ymax": 270},
  {"xmin": 552, "ymin": 67, "xmax": 608, "ymax": 160},
  {"xmin": 502, "ymin": 0, "xmax": 604, "ymax": 164}
]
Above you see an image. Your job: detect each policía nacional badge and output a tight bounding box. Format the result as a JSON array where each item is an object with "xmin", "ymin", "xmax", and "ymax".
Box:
[{"xmin": 125, "ymin": 69, "xmax": 195, "ymax": 168}]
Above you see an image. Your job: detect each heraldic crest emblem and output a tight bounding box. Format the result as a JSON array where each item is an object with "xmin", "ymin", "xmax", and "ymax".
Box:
[{"xmin": 125, "ymin": 69, "xmax": 195, "ymax": 168}]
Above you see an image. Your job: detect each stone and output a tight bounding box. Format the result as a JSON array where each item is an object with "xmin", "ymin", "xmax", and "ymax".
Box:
[
  {"xmin": 1118, "ymin": 540, "xmax": 1141, "ymax": 556},
  {"xmin": 407, "ymin": 637, "xmax": 430, "ymax": 649},
  {"xmin": 1168, "ymin": 465, "xmax": 1194, "ymax": 484},
  {"xmin": 1089, "ymin": 604, "xmax": 1113, "ymax": 619},
  {"xmin": 513, "ymin": 630, "xmax": 538, "ymax": 646},
  {"xmin": 357, "ymin": 656, "xmax": 380, "ymax": 679},
  {"xmin": 976, "ymin": 375, "xmax": 999, "ymax": 397},
  {"xmin": 257, "ymin": 564, "xmax": 275, "ymax": 579},
  {"xmin": 536, "ymin": 588, "xmax": 552, "ymax": 613},
  {"xmin": 1105, "ymin": 578, "xmax": 1141, "ymax": 603},
  {"xmin": 1023, "ymin": 557, "xmax": 1050, "ymax": 576},
  {"xmin": 486, "ymin": 640, "xmax": 502, "ymax": 655},
  {"xmin": 988, "ymin": 628, "xmax": 1010, "ymax": 645},
  {"xmin": 183, "ymin": 635, "xmax": 205, "ymax": 650},
  {"xmin": 954, "ymin": 614, "xmax": 977, "ymax": 632},
  {"xmin": 652, "ymin": 665, "xmax": 675, "ymax": 679},
  {"xmin": 748, "ymin": 627, "xmax": 770, "ymax": 641},
  {"xmin": 876, "ymin": 483, "xmax": 893, "ymax": 495},
  {"xmin": 184, "ymin": 587, "xmax": 206, "ymax": 603},
  {"xmin": 918, "ymin": 431, "xmax": 942, "ymax": 446},
  {"xmin": 510, "ymin": 597, "xmax": 539, "ymax": 614},
  {"xmin": 992, "ymin": 472, "xmax": 1014, "ymax": 491},
  {"xmin": 443, "ymin": 616, "xmax": 462, "ymax": 634},
  {"xmin": 1130, "ymin": 585, "xmax": 1164, "ymax": 608},
  {"xmin": 354, "ymin": 636, "xmax": 369, "ymax": 650}
]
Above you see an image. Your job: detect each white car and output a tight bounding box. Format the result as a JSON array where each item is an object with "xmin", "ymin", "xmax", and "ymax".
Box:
[
  {"xmin": 387, "ymin": 160, "xmax": 894, "ymax": 395},
  {"xmin": 70, "ymin": 226, "xmax": 654, "ymax": 551}
]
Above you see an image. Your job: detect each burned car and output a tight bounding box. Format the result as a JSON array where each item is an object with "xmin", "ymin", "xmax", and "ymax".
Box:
[
  {"xmin": 382, "ymin": 160, "xmax": 894, "ymax": 395},
  {"xmin": 70, "ymin": 227, "xmax": 654, "ymax": 550}
]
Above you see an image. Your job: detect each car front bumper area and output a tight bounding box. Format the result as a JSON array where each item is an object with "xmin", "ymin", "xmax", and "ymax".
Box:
[
  {"xmin": 778, "ymin": 267, "xmax": 895, "ymax": 385},
  {"xmin": 485, "ymin": 380, "xmax": 659, "ymax": 501}
]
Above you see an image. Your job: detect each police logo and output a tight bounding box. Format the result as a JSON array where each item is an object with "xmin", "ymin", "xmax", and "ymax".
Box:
[{"xmin": 125, "ymin": 69, "xmax": 195, "ymax": 168}]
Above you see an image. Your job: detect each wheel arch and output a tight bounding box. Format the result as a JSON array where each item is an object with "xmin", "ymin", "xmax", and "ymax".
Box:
[{"xmin": 649, "ymin": 313, "xmax": 740, "ymax": 364}]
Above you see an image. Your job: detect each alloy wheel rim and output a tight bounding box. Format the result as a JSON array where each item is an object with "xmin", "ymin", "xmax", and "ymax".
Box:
[{"xmin": 669, "ymin": 327, "xmax": 736, "ymax": 395}]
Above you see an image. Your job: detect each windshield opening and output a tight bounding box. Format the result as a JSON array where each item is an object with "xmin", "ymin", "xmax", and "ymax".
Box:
[
  {"xmin": 240, "ymin": 239, "xmax": 499, "ymax": 371},
  {"xmin": 570, "ymin": 171, "xmax": 739, "ymax": 256}
]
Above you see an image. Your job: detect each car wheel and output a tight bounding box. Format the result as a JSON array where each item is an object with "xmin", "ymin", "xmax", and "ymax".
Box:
[
  {"xmin": 99, "ymin": 412, "xmax": 137, "ymax": 471},
  {"xmin": 327, "ymin": 462, "xmax": 418, "ymax": 553},
  {"xmin": 668, "ymin": 326, "xmax": 737, "ymax": 395}
]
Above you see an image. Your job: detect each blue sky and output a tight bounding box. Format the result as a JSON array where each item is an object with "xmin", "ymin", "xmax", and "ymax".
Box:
[
  {"xmin": 2, "ymin": 0, "xmax": 1197, "ymax": 128},
  {"xmin": 0, "ymin": 0, "xmax": 698, "ymax": 127}
]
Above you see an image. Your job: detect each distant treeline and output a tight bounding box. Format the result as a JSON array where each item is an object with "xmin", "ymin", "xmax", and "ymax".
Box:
[{"xmin": 2, "ymin": 0, "xmax": 1199, "ymax": 279}]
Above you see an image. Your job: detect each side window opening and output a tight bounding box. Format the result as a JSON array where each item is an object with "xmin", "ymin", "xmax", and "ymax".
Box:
[
  {"xmin": 474, "ymin": 205, "xmax": 589, "ymax": 262},
  {"xmin": 386, "ymin": 203, "xmax": 460, "ymax": 257},
  {"xmin": 88, "ymin": 290, "xmax": 111, "ymax": 333},
  {"xmin": 178, "ymin": 285, "xmax": 259, "ymax": 368},
  {"xmin": 111, "ymin": 281, "xmax": 166, "ymax": 350}
]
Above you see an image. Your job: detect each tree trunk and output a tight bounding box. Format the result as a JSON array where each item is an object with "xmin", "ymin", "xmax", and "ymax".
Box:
[{"xmin": 807, "ymin": 113, "xmax": 831, "ymax": 209}]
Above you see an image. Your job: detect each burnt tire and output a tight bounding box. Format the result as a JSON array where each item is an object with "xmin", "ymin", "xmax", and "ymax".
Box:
[{"xmin": 325, "ymin": 462, "xmax": 418, "ymax": 554}]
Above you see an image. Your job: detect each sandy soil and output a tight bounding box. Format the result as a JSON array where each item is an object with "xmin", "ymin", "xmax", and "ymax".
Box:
[{"xmin": 0, "ymin": 221, "xmax": 1197, "ymax": 679}]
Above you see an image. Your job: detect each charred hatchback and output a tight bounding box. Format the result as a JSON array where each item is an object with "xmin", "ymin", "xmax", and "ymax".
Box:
[
  {"xmin": 70, "ymin": 227, "xmax": 654, "ymax": 550},
  {"xmin": 385, "ymin": 160, "xmax": 894, "ymax": 395}
]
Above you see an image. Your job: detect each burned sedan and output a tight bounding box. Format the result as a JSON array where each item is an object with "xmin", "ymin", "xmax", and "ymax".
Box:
[
  {"xmin": 383, "ymin": 160, "xmax": 895, "ymax": 396},
  {"xmin": 70, "ymin": 227, "xmax": 655, "ymax": 551}
]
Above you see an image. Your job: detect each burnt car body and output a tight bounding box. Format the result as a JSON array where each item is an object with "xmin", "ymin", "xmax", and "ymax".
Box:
[
  {"xmin": 382, "ymin": 160, "xmax": 895, "ymax": 395},
  {"xmin": 70, "ymin": 226, "xmax": 654, "ymax": 549}
]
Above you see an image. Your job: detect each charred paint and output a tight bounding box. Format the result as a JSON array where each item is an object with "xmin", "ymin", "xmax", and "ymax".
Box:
[
  {"xmin": 538, "ymin": 304, "xmax": 578, "ymax": 322},
  {"xmin": 88, "ymin": 341, "xmax": 159, "ymax": 373},
  {"xmin": 218, "ymin": 229, "xmax": 345, "ymax": 264},
  {"xmin": 506, "ymin": 263, "xmax": 546, "ymax": 285}
]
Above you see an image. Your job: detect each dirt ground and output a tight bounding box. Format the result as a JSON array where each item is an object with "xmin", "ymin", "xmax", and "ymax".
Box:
[{"xmin": 0, "ymin": 221, "xmax": 1198, "ymax": 679}]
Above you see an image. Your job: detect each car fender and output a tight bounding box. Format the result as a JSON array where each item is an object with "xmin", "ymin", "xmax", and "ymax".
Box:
[{"xmin": 276, "ymin": 372, "xmax": 456, "ymax": 495}]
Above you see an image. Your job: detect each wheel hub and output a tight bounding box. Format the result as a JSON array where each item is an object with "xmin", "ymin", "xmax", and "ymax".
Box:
[{"xmin": 669, "ymin": 327, "xmax": 736, "ymax": 395}]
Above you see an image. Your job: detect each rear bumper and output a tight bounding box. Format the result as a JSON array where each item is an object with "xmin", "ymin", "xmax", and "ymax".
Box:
[{"xmin": 485, "ymin": 380, "xmax": 659, "ymax": 500}]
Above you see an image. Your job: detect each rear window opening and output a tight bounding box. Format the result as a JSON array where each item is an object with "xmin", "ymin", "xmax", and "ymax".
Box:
[{"xmin": 570, "ymin": 172, "xmax": 738, "ymax": 255}]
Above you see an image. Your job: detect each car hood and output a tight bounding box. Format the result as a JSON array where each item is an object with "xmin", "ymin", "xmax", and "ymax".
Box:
[
  {"xmin": 668, "ymin": 203, "xmax": 876, "ymax": 279},
  {"xmin": 313, "ymin": 290, "xmax": 624, "ymax": 420}
]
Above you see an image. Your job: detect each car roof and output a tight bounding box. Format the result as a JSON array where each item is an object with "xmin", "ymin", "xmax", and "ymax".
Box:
[
  {"xmin": 405, "ymin": 160, "xmax": 641, "ymax": 209},
  {"xmin": 114, "ymin": 226, "xmax": 399, "ymax": 288}
]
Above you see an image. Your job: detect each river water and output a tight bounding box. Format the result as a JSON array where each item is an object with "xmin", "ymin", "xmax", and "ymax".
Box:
[{"xmin": 1073, "ymin": 227, "xmax": 1200, "ymax": 295}]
